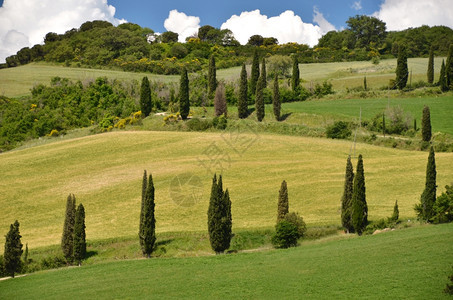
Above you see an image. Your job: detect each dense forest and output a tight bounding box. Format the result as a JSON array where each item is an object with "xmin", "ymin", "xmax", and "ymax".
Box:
[{"xmin": 2, "ymin": 16, "xmax": 453, "ymax": 74}]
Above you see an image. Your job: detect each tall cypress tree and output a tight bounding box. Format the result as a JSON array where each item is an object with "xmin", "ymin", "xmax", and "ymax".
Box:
[
  {"xmin": 238, "ymin": 63, "xmax": 248, "ymax": 119},
  {"xmin": 419, "ymin": 146, "xmax": 437, "ymax": 221},
  {"xmin": 396, "ymin": 44, "xmax": 408, "ymax": 90},
  {"xmin": 291, "ymin": 55, "xmax": 300, "ymax": 92},
  {"xmin": 179, "ymin": 68, "xmax": 190, "ymax": 120},
  {"xmin": 272, "ymin": 73, "xmax": 281, "ymax": 121},
  {"xmin": 261, "ymin": 57, "xmax": 267, "ymax": 88},
  {"xmin": 250, "ymin": 50, "xmax": 260, "ymax": 94},
  {"xmin": 208, "ymin": 55, "xmax": 217, "ymax": 96},
  {"xmin": 139, "ymin": 170, "xmax": 147, "ymax": 253},
  {"xmin": 341, "ymin": 156, "xmax": 355, "ymax": 233},
  {"xmin": 446, "ymin": 44, "xmax": 453, "ymax": 88},
  {"xmin": 277, "ymin": 180, "xmax": 289, "ymax": 223},
  {"xmin": 73, "ymin": 203, "xmax": 86, "ymax": 266},
  {"xmin": 140, "ymin": 76, "xmax": 152, "ymax": 117},
  {"xmin": 3, "ymin": 220, "xmax": 23, "ymax": 278},
  {"xmin": 421, "ymin": 105, "xmax": 432, "ymax": 142},
  {"xmin": 391, "ymin": 200, "xmax": 399, "ymax": 222},
  {"xmin": 440, "ymin": 59, "xmax": 448, "ymax": 92},
  {"xmin": 427, "ymin": 46, "xmax": 434, "ymax": 84},
  {"xmin": 214, "ymin": 83, "xmax": 227, "ymax": 117},
  {"xmin": 61, "ymin": 194, "xmax": 76, "ymax": 260},
  {"xmin": 363, "ymin": 76, "xmax": 367, "ymax": 91},
  {"xmin": 142, "ymin": 174, "xmax": 156, "ymax": 257},
  {"xmin": 255, "ymin": 74, "xmax": 265, "ymax": 122},
  {"xmin": 351, "ymin": 154, "xmax": 368, "ymax": 235}
]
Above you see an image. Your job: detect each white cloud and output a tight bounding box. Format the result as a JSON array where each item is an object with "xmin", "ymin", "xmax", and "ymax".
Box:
[
  {"xmin": 313, "ymin": 7, "xmax": 336, "ymax": 33},
  {"xmin": 221, "ymin": 9, "xmax": 335, "ymax": 47},
  {"xmin": 164, "ymin": 10, "xmax": 200, "ymax": 43},
  {"xmin": 374, "ymin": 0, "xmax": 453, "ymax": 31},
  {"xmin": 352, "ymin": 1, "xmax": 362, "ymax": 11},
  {"xmin": 0, "ymin": 0, "xmax": 125, "ymax": 63}
]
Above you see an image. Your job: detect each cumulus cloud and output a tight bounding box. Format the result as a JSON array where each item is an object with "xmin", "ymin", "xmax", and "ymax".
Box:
[
  {"xmin": 221, "ymin": 9, "xmax": 335, "ymax": 47},
  {"xmin": 164, "ymin": 10, "xmax": 200, "ymax": 43},
  {"xmin": 352, "ymin": 1, "xmax": 362, "ymax": 11},
  {"xmin": 0, "ymin": 0, "xmax": 125, "ymax": 63},
  {"xmin": 374, "ymin": 0, "xmax": 453, "ymax": 31}
]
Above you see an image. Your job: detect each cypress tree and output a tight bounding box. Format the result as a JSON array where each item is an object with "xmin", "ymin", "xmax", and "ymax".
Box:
[
  {"xmin": 419, "ymin": 146, "xmax": 437, "ymax": 221},
  {"xmin": 261, "ymin": 57, "xmax": 267, "ymax": 88},
  {"xmin": 351, "ymin": 154, "xmax": 368, "ymax": 235},
  {"xmin": 391, "ymin": 200, "xmax": 399, "ymax": 222},
  {"xmin": 439, "ymin": 59, "xmax": 448, "ymax": 92},
  {"xmin": 341, "ymin": 156, "xmax": 355, "ymax": 233},
  {"xmin": 382, "ymin": 113, "xmax": 386, "ymax": 137},
  {"xmin": 277, "ymin": 180, "xmax": 289, "ymax": 223},
  {"xmin": 61, "ymin": 194, "xmax": 76, "ymax": 260},
  {"xmin": 238, "ymin": 63, "xmax": 248, "ymax": 119},
  {"xmin": 3, "ymin": 220, "xmax": 23, "ymax": 278},
  {"xmin": 140, "ymin": 76, "xmax": 152, "ymax": 117},
  {"xmin": 272, "ymin": 73, "xmax": 281, "ymax": 121},
  {"xmin": 214, "ymin": 83, "xmax": 227, "ymax": 117},
  {"xmin": 142, "ymin": 174, "xmax": 156, "ymax": 257},
  {"xmin": 73, "ymin": 204, "xmax": 86, "ymax": 266},
  {"xmin": 255, "ymin": 74, "xmax": 265, "ymax": 122},
  {"xmin": 427, "ymin": 46, "xmax": 434, "ymax": 84},
  {"xmin": 446, "ymin": 44, "xmax": 453, "ymax": 88},
  {"xmin": 139, "ymin": 170, "xmax": 147, "ymax": 253},
  {"xmin": 291, "ymin": 55, "xmax": 300, "ymax": 92},
  {"xmin": 363, "ymin": 76, "xmax": 367, "ymax": 91},
  {"xmin": 179, "ymin": 68, "xmax": 190, "ymax": 120},
  {"xmin": 395, "ymin": 44, "xmax": 408, "ymax": 90},
  {"xmin": 421, "ymin": 105, "xmax": 432, "ymax": 142},
  {"xmin": 208, "ymin": 55, "xmax": 217, "ymax": 96},
  {"xmin": 250, "ymin": 49, "xmax": 260, "ymax": 94}
]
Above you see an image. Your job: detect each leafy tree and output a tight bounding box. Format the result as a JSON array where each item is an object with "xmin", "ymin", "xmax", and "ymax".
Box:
[
  {"xmin": 396, "ymin": 44, "xmax": 408, "ymax": 90},
  {"xmin": 160, "ymin": 31, "xmax": 178, "ymax": 43},
  {"xmin": 415, "ymin": 147, "xmax": 437, "ymax": 221},
  {"xmin": 139, "ymin": 170, "xmax": 147, "ymax": 253},
  {"xmin": 272, "ymin": 213, "xmax": 306, "ymax": 248},
  {"xmin": 261, "ymin": 57, "xmax": 267, "ymax": 88},
  {"xmin": 255, "ymin": 74, "xmax": 265, "ymax": 122},
  {"xmin": 391, "ymin": 200, "xmax": 399, "ymax": 222},
  {"xmin": 73, "ymin": 204, "xmax": 86, "ymax": 266},
  {"xmin": 439, "ymin": 59, "xmax": 449, "ymax": 92},
  {"xmin": 207, "ymin": 174, "xmax": 232, "ymax": 254},
  {"xmin": 248, "ymin": 35, "xmax": 264, "ymax": 46},
  {"xmin": 238, "ymin": 64, "xmax": 248, "ymax": 119},
  {"xmin": 250, "ymin": 50, "xmax": 260, "ymax": 94},
  {"xmin": 277, "ymin": 180, "xmax": 289, "ymax": 222},
  {"xmin": 142, "ymin": 174, "xmax": 156, "ymax": 257},
  {"xmin": 291, "ymin": 56, "xmax": 300, "ymax": 92},
  {"xmin": 341, "ymin": 156, "xmax": 355, "ymax": 233},
  {"xmin": 421, "ymin": 105, "xmax": 432, "ymax": 142},
  {"xmin": 427, "ymin": 46, "xmax": 434, "ymax": 84},
  {"xmin": 351, "ymin": 154, "xmax": 368, "ymax": 235},
  {"xmin": 272, "ymin": 74, "xmax": 281, "ymax": 121},
  {"xmin": 446, "ymin": 44, "xmax": 453, "ymax": 87},
  {"xmin": 214, "ymin": 83, "xmax": 227, "ymax": 117},
  {"xmin": 179, "ymin": 68, "xmax": 190, "ymax": 120},
  {"xmin": 140, "ymin": 76, "xmax": 152, "ymax": 117},
  {"xmin": 61, "ymin": 194, "xmax": 76, "ymax": 261},
  {"xmin": 346, "ymin": 15, "xmax": 387, "ymax": 49},
  {"xmin": 432, "ymin": 184, "xmax": 453, "ymax": 224},
  {"xmin": 208, "ymin": 55, "xmax": 217, "ymax": 96},
  {"xmin": 198, "ymin": 25, "xmax": 215, "ymax": 42},
  {"xmin": 263, "ymin": 37, "xmax": 278, "ymax": 46},
  {"xmin": 3, "ymin": 220, "xmax": 23, "ymax": 278}
]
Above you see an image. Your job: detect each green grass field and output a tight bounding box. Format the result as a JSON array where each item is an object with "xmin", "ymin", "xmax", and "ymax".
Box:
[
  {"xmin": 1, "ymin": 223, "xmax": 452, "ymax": 299},
  {"xmin": 1, "ymin": 131, "xmax": 452, "ymax": 251}
]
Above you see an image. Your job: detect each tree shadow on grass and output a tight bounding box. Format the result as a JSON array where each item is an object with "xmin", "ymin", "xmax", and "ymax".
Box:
[
  {"xmin": 279, "ymin": 112, "xmax": 292, "ymax": 121},
  {"xmin": 85, "ymin": 250, "xmax": 98, "ymax": 259},
  {"xmin": 155, "ymin": 239, "xmax": 174, "ymax": 247},
  {"xmin": 247, "ymin": 107, "xmax": 255, "ymax": 118}
]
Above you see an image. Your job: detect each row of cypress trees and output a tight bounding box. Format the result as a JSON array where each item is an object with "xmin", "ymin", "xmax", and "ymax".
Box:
[{"xmin": 61, "ymin": 194, "xmax": 86, "ymax": 266}]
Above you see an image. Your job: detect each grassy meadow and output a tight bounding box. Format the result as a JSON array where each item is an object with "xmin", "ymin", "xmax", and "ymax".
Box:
[
  {"xmin": 1, "ymin": 130, "xmax": 452, "ymax": 251},
  {"xmin": 1, "ymin": 223, "xmax": 452, "ymax": 299}
]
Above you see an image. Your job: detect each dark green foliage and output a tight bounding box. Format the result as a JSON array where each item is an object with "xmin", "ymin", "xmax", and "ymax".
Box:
[
  {"xmin": 142, "ymin": 174, "xmax": 156, "ymax": 257},
  {"xmin": 416, "ymin": 147, "xmax": 437, "ymax": 221},
  {"xmin": 446, "ymin": 44, "xmax": 453, "ymax": 87},
  {"xmin": 250, "ymin": 50, "xmax": 260, "ymax": 94},
  {"xmin": 139, "ymin": 170, "xmax": 147, "ymax": 253},
  {"xmin": 439, "ymin": 59, "xmax": 448, "ymax": 92},
  {"xmin": 3, "ymin": 220, "xmax": 23, "ymax": 278},
  {"xmin": 346, "ymin": 15, "xmax": 387, "ymax": 49},
  {"xmin": 238, "ymin": 64, "xmax": 248, "ymax": 119},
  {"xmin": 277, "ymin": 180, "xmax": 289, "ymax": 223},
  {"xmin": 422, "ymin": 106, "xmax": 432, "ymax": 142},
  {"xmin": 363, "ymin": 76, "xmax": 367, "ymax": 91},
  {"xmin": 445, "ymin": 266, "xmax": 453, "ymax": 295},
  {"xmin": 351, "ymin": 155, "xmax": 368, "ymax": 235},
  {"xmin": 214, "ymin": 83, "xmax": 227, "ymax": 117},
  {"xmin": 140, "ymin": 76, "xmax": 152, "ymax": 117},
  {"xmin": 427, "ymin": 46, "xmax": 434, "ymax": 84},
  {"xmin": 291, "ymin": 56, "xmax": 300, "ymax": 92},
  {"xmin": 272, "ymin": 74, "xmax": 281, "ymax": 121},
  {"xmin": 73, "ymin": 204, "xmax": 86, "ymax": 265},
  {"xmin": 396, "ymin": 44, "xmax": 408, "ymax": 90},
  {"xmin": 383, "ymin": 113, "xmax": 386, "ymax": 136},
  {"xmin": 313, "ymin": 81, "xmax": 334, "ymax": 98},
  {"xmin": 207, "ymin": 174, "xmax": 233, "ymax": 254},
  {"xmin": 326, "ymin": 121, "xmax": 352, "ymax": 139},
  {"xmin": 272, "ymin": 213, "xmax": 306, "ymax": 249},
  {"xmin": 61, "ymin": 194, "xmax": 76, "ymax": 260},
  {"xmin": 261, "ymin": 57, "xmax": 267, "ymax": 88},
  {"xmin": 179, "ymin": 68, "xmax": 190, "ymax": 120},
  {"xmin": 341, "ymin": 156, "xmax": 355, "ymax": 233},
  {"xmin": 160, "ymin": 31, "xmax": 178, "ymax": 43},
  {"xmin": 208, "ymin": 55, "xmax": 217, "ymax": 96},
  {"xmin": 255, "ymin": 75, "xmax": 265, "ymax": 122},
  {"xmin": 284, "ymin": 212, "xmax": 307, "ymax": 238},
  {"xmin": 431, "ymin": 184, "xmax": 453, "ymax": 224},
  {"xmin": 391, "ymin": 200, "xmax": 399, "ymax": 222},
  {"xmin": 248, "ymin": 35, "xmax": 264, "ymax": 46}
]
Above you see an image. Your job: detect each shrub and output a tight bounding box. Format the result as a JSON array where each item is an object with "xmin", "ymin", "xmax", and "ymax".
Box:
[
  {"xmin": 186, "ymin": 118, "xmax": 212, "ymax": 131},
  {"xmin": 272, "ymin": 220, "xmax": 299, "ymax": 248},
  {"xmin": 212, "ymin": 115, "xmax": 227, "ymax": 130},
  {"xmin": 326, "ymin": 121, "xmax": 352, "ymax": 139},
  {"xmin": 313, "ymin": 81, "xmax": 334, "ymax": 98}
]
